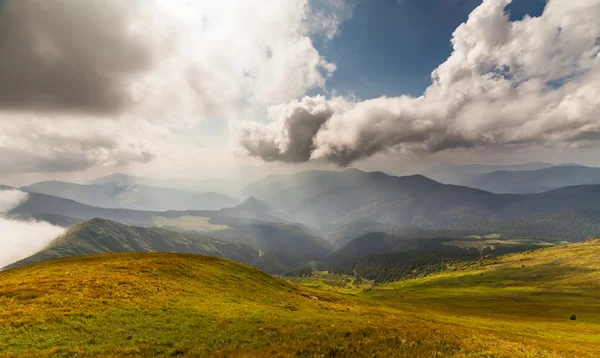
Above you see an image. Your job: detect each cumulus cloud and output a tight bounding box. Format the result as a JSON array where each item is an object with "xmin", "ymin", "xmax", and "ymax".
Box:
[
  {"xmin": 238, "ymin": 0, "xmax": 600, "ymax": 166},
  {"xmin": 0, "ymin": 0, "xmax": 343, "ymax": 173},
  {"xmin": 0, "ymin": 190, "xmax": 65, "ymax": 268}
]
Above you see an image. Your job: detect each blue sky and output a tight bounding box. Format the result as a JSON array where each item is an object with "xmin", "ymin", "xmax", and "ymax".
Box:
[{"xmin": 313, "ymin": 0, "xmax": 547, "ymax": 99}]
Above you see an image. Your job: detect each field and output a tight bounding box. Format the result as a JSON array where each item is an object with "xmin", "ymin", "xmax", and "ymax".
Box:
[
  {"xmin": 153, "ymin": 216, "xmax": 230, "ymax": 232},
  {"xmin": 1, "ymin": 240, "xmax": 600, "ymax": 357},
  {"xmin": 284, "ymin": 271, "xmax": 374, "ymax": 295}
]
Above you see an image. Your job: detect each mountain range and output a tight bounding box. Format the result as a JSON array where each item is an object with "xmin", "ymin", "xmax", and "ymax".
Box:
[
  {"xmin": 244, "ymin": 168, "xmax": 600, "ymax": 241},
  {"xmin": 4, "ymin": 188, "xmax": 330, "ymax": 273},
  {"xmin": 462, "ymin": 165, "xmax": 600, "ymax": 193},
  {"xmin": 21, "ymin": 181, "xmax": 238, "ymax": 211},
  {"xmin": 5, "ymin": 165, "xmax": 600, "ymax": 273},
  {"xmin": 4, "ymin": 218, "xmax": 262, "ymax": 271}
]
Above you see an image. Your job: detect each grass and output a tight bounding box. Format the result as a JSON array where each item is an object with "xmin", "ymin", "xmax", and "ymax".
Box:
[
  {"xmin": 284, "ymin": 271, "xmax": 374, "ymax": 295},
  {"xmin": 153, "ymin": 216, "xmax": 230, "ymax": 232},
  {"xmin": 1, "ymin": 240, "xmax": 600, "ymax": 356}
]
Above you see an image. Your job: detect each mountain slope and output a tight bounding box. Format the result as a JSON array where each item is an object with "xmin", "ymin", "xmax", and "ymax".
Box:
[
  {"xmin": 4, "ymin": 218, "xmax": 261, "ymax": 270},
  {"xmin": 246, "ymin": 169, "xmax": 600, "ymax": 241},
  {"xmin": 91, "ymin": 173, "xmax": 247, "ymax": 198},
  {"xmin": 7, "ymin": 190, "xmax": 330, "ymax": 272},
  {"xmin": 360, "ymin": 239, "xmax": 600, "ymax": 357},
  {"xmin": 2, "ymin": 244, "xmax": 600, "ymax": 356},
  {"xmin": 22, "ymin": 180, "xmax": 238, "ymax": 211},
  {"xmin": 423, "ymin": 162, "xmax": 558, "ymax": 184},
  {"xmin": 464, "ymin": 165, "xmax": 600, "ymax": 193},
  {"xmin": 217, "ymin": 197, "xmax": 291, "ymax": 222},
  {"xmin": 8, "ymin": 190, "xmax": 157, "ymax": 226}
]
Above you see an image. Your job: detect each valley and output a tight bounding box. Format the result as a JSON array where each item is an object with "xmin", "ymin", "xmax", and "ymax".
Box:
[{"xmin": 2, "ymin": 167, "xmax": 600, "ymax": 357}]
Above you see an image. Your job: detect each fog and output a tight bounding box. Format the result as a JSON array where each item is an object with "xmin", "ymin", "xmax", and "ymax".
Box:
[{"xmin": 0, "ymin": 189, "xmax": 65, "ymax": 268}]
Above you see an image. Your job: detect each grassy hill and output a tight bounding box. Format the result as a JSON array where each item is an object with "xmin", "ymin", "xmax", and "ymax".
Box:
[
  {"xmin": 2, "ymin": 241, "xmax": 600, "ymax": 356},
  {"xmin": 4, "ymin": 218, "xmax": 261, "ymax": 270},
  {"xmin": 363, "ymin": 239, "xmax": 600, "ymax": 357},
  {"xmin": 3, "ymin": 217, "xmax": 330, "ymax": 275}
]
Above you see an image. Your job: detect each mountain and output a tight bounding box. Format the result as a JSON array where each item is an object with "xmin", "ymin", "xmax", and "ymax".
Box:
[
  {"xmin": 334, "ymin": 232, "xmax": 455, "ymax": 258},
  {"xmin": 463, "ymin": 165, "xmax": 600, "ymax": 193},
  {"xmin": 217, "ymin": 197, "xmax": 292, "ymax": 223},
  {"xmin": 423, "ymin": 162, "xmax": 558, "ymax": 184},
  {"xmin": 21, "ymin": 180, "xmax": 238, "ymax": 211},
  {"xmin": 7, "ymin": 190, "xmax": 330, "ymax": 273},
  {"xmin": 245, "ymin": 169, "xmax": 600, "ymax": 241},
  {"xmin": 2, "ymin": 242, "xmax": 600, "ymax": 356},
  {"xmin": 4, "ymin": 218, "xmax": 262, "ymax": 270},
  {"xmin": 91, "ymin": 173, "xmax": 249, "ymax": 198},
  {"xmin": 8, "ymin": 189, "xmax": 157, "ymax": 226}
]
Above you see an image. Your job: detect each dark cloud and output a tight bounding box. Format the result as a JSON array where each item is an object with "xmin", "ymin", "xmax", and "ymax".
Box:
[
  {"xmin": 0, "ymin": 0, "xmax": 153, "ymax": 115},
  {"xmin": 239, "ymin": 104, "xmax": 334, "ymax": 163}
]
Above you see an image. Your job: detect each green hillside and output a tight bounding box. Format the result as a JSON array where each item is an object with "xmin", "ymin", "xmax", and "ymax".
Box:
[
  {"xmin": 2, "ymin": 241, "xmax": 600, "ymax": 356},
  {"xmin": 4, "ymin": 218, "xmax": 261, "ymax": 270},
  {"xmin": 362, "ymin": 238, "xmax": 600, "ymax": 357}
]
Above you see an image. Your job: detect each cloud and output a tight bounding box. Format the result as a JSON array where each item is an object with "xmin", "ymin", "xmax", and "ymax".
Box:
[
  {"xmin": 238, "ymin": 0, "xmax": 600, "ymax": 166},
  {"xmin": 0, "ymin": 189, "xmax": 65, "ymax": 268},
  {"xmin": 0, "ymin": 0, "xmax": 346, "ymax": 174},
  {"xmin": 0, "ymin": 0, "xmax": 154, "ymax": 115},
  {"xmin": 0, "ymin": 116, "xmax": 164, "ymax": 173}
]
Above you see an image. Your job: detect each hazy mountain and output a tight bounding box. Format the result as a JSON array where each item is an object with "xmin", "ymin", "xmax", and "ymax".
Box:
[
  {"xmin": 22, "ymin": 181, "xmax": 238, "ymax": 211},
  {"xmin": 217, "ymin": 197, "xmax": 292, "ymax": 223},
  {"xmin": 463, "ymin": 165, "xmax": 600, "ymax": 193},
  {"xmin": 4, "ymin": 218, "xmax": 262, "ymax": 270},
  {"xmin": 246, "ymin": 169, "xmax": 600, "ymax": 241},
  {"xmin": 8, "ymin": 189, "xmax": 158, "ymax": 226},
  {"xmin": 7, "ymin": 189, "xmax": 329, "ymax": 273},
  {"xmin": 91, "ymin": 173, "xmax": 250, "ymax": 198},
  {"xmin": 423, "ymin": 162, "xmax": 558, "ymax": 184}
]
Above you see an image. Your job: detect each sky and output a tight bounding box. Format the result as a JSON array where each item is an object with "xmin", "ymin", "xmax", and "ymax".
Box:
[{"xmin": 0, "ymin": 0, "xmax": 599, "ymax": 187}]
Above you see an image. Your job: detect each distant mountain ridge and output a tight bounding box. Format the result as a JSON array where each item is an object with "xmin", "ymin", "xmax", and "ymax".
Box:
[
  {"xmin": 244, "ymin": 168, "xmax": 600, "ymax": 241},
  {"xmin": 91, "ymin": 173, "xmax": 248, "ymax": 198},
  {"xmin": 424, "ymin": 162, "xmax": 558, "ymax": 184},
  {"xmin": 6, "ymin": 189, "xmax": 330, "ymax": 273},
  {"xmin": 463, "ymin": 165, "xmax": 600, "ymax": 193},
  {"xmin": 21, "ymin": 180, "xmax": 238, "ymax": 211}
]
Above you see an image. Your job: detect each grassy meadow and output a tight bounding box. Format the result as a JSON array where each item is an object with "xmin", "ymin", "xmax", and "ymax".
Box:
[
  {"xmin": 152, "ymin": 216, "xmax": 230, "ymax": 233},
  {"xmin": 1, "ymin": 240, "xmax": 600, "ymax": 357}
]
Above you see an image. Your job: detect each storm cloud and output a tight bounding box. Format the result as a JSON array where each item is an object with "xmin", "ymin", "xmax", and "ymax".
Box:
[
  {"xmin": 238, "ymin": 0, "xmax": 600, "ymax": 166},
  {"xmin": 0, "ymin": 0, "xmax": 343, "ymax": 174},
  {"xmin": 0, "ymin": 0, "xmax": 154, "ymax": 115}
]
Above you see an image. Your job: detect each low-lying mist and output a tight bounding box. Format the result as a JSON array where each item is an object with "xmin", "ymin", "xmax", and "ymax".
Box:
[{"xmin": 0, "ymin": 189, "xmax": 65, "ymax": 268}]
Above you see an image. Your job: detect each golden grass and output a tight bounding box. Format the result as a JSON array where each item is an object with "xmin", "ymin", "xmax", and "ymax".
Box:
[{"xmin": 1, "ymin": 239, "xmax": 600, "ymax": 357}]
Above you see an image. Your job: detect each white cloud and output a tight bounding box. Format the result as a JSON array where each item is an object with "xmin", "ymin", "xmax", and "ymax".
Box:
[
  {"xmin": 0, "ymin": 0, "xmax": 345, "ymax": 174},
  {"xmin": 239, "ymin": 0, "xmax": 600, "ymax": 165},
  {"xmin": 0, "ymin": 190, "xmax": 66, "ymax": 268}
]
